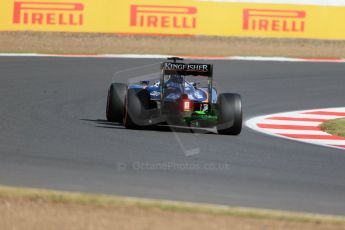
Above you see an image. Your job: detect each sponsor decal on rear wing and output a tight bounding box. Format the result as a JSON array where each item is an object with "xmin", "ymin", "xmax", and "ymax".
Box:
[{"xmin": 161, "ymin": 62, "xmax": 213, "ymax": 76}]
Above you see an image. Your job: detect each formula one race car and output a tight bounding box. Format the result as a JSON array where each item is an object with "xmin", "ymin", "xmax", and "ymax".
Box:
[{"xmin": 106, "ymin": 57, "xmax": 242, "ymax": 135}]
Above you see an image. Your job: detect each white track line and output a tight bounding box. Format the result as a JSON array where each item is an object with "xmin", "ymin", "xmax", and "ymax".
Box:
[
  {"xmin": 246, "ymin": 107, "xmax": 345, "ymax": 151},
  {"xmin": 260, "ymin": 129, "xmax": 327, "ymax": 135},
  {"xmin": 256, "ymin": 120, "xmax": 322, "ymax": 126},
  {"xmin": 266, "ymin": 114, "xmax": 344, "ymax": 120},
  {"xmin": 0, "ymin": 53, "xmax": 344, "ymax": 63}
]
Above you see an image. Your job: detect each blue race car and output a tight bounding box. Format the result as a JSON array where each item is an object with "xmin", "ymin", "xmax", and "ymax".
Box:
[{"xmin": 106, "ymin": 57, "xmax": 242, "ymax": 135}]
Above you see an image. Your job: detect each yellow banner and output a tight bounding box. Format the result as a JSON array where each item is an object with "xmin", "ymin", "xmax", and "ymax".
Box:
[{"xmin": 1, "ymin": 0, "xmax": 345, "ymax": 39}]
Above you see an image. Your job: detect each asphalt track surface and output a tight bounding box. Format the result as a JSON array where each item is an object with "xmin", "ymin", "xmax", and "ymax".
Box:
[{"xmin": 1, "ymin": 57, "xmax": 345, "ymax": 215}]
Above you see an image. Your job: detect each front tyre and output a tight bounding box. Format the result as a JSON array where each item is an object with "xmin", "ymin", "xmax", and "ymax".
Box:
[
  {"xmin": 106, "ymin": 83, "xmax": 127, "ymax": 122},
  {"xmin": 217, "ymin": 93, "xmax": 242, "ymax": 135}
]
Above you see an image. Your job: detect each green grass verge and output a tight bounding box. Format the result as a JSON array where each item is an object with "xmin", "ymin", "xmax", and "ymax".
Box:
[
  {"xmin": 0, "ymin": 185, "xmax": 344, "ymax": 225},
  {"xmin": 320, "ymin": 118, "xmax": 345, "ymax": 137}
]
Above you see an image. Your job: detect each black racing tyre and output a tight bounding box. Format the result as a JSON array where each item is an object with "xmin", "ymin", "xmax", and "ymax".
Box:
[
  {"xmin": 106, "ymin": 83, "xmax": 127, "ymax": 122},
  {"xmin": 123, "ymin": 89, "xmax": 151, "ymax": 129},
  {"xmin": 216, "ymin": 93, "xmax": 242, "ymax": 135}
]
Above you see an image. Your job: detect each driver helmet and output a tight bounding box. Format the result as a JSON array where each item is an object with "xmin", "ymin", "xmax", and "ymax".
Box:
[{"xmin": 167, "ymin": 74, "xmax": 183, "ymax": 83}]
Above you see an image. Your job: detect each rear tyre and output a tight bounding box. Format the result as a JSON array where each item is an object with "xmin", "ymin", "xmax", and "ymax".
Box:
[
  {"xmin": 123, "ymin": 89, "xmax": 151, "ymax": 129},
  {"xmin": 217, "ymin": 93, "xmax": 242, "ymax": 135},
  {"xmin": 106, "ymin": 83, "xmax": 127, "ymax": 122}
]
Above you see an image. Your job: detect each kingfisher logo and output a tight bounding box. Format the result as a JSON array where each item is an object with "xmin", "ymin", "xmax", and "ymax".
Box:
[
  {"xmin": 163, "ymin": 63, "xmax": 208, "ymax": 72},
  {"xmin": 243, "ymin": 9, "xmax": 306, "ymax": 32},
  {"xmin": 130, "ymin": 5, "xmax": 197, "ymax": 29},
  {"xmin": 13, "ymin": 2, "xmax": 84, "ymax": 26}
]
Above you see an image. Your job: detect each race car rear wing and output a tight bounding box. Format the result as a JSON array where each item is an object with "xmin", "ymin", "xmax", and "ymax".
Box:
[{"xmin": 161, "ymin": 62, "xmax": 213, "ymax": 77}]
